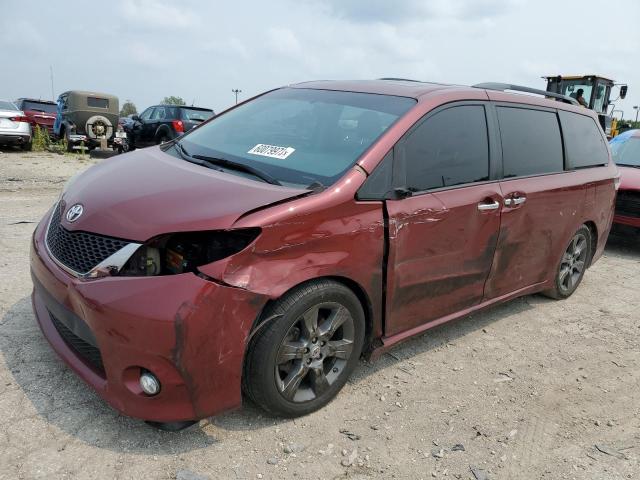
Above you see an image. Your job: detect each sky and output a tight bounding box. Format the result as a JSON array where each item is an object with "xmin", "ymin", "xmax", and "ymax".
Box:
[{"xmin": 1, "ymin": 0, "xmax": 639, "ymax": 118}]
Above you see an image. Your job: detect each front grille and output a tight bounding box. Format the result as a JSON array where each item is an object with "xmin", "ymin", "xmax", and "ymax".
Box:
[
  {"xmin": 46, "ymin": 203, "xmax": 129, "ymax": 275},
  {"xmin": 616, "ymin": 191, "xmax": 640, "ymax": 218},
  {"xmin": 49, "ymin": 312, "xmax": 105, "ymax": 374}
]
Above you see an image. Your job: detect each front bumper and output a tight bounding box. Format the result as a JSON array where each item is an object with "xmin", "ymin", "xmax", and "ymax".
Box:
[
  {"xmin": 30, "ymin": 211, "xmax": 268, "ymax": 421},
  {"xmin": 613, "ymin": 214, "xmax": 640, "ymax": 228}
]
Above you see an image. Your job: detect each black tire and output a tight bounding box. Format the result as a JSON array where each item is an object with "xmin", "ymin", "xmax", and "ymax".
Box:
[
  {"xmin": 155, "ymin": 131, "xmax": 170, "ymax": 145},
  {"xmin": 21, "ymin": 140, "xmax": 32, "ymax": 151},
  {"xmin": 244, "ymin": 280, "xmax": 365, "ymax": 417},
  {"xmin": 543, "ymin": 225, "xmax": 593, "ymax": 300}
]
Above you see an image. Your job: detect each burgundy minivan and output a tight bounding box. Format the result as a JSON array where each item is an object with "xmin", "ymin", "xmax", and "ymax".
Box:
[{"xmin": 30, "ymin": 80, "xmax": 616, "ymax": 427}]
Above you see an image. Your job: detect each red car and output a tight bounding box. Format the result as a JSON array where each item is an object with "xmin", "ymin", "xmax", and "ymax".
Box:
[
  {"xmin": 610, "ymin": 129, "xmax": 640, "ymax": 230},
  {"xmin": 15, "ymin": 98, "xmax": 57, "ymax": 136},
  {"xmin": 30, "ymin": 80, "xmax": 616, "ymax": 428}
]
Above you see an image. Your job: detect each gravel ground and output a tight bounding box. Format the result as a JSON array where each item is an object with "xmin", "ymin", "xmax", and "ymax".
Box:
[{"xmin": 0, "ymin": 150, "xmax": 638, "ymax": 480}]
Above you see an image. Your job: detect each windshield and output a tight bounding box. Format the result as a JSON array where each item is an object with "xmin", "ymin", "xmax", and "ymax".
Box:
[
  {"xmin": 611, "ymin": 136, "xmax": 640, "ymax": 167},
  {"xmin": 22, "ymin": 101, "xmax": 57, "ymax": 113},
  {"xmin": 179, "ymin": 88, "xmax": 416, "ymax": 187},
  {"xmin": 0, "ymin": 100, "xmax": 17, "ymax": 111},
  {"xmin": 181, "ymin": 108, "xmax": 214, "ymax": 122},
  {"xmin": 561, "ymin": 80, "xmax": 593, "ymax": 104}
]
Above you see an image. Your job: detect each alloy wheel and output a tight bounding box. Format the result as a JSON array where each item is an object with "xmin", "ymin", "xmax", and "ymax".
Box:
[
  {"xmin": 558, "ymin": 232, "xmax": 588, "ymax": 293},
  {"xmin": 275, "ymin": 302, "xmax": 355, "ymax": 403}
]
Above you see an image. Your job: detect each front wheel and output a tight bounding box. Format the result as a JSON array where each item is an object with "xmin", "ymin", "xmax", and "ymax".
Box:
[
  {"xmin": 244, "ymin": 280, "xmax": 365, "ymax": 417},
  {"xmin": 543, "ymin": 225, "xmax": 592, "ymax": 299}
]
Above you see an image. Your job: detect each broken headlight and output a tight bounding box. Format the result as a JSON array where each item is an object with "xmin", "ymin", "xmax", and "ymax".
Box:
[{"xmin": 118, "ymin": 228, "xmax": 260, "ymax": 276}]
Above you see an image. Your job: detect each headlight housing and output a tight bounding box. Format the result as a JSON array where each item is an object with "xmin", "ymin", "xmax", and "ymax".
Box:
[{"xmin": 118, "ymin": 228, "xmax": 260, "ymax": 276}]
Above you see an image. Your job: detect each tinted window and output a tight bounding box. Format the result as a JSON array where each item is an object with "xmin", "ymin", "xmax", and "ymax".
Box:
[
  {"xmin": 140, "ymin": 107, "xmax": 154, "ymax": 121},
  {"xmin": 402, "ymin": 105, "xmax": 489, "ymax": 191},
  {"xmin": 87, "ymin": 97, "xmax": 109, "ymax": 108},
  {"xmin": 559, "ymin": 110, "xmax": 609, "ymax": 168},
  {"xmin": 181, "ymin": 108, "xmax": 214, "ymax": 122},
  {"xmin": 497, "ymin": 107, "xmax": 563, "ymax": 177},
  {"xmin": 181, "ymin": 88, "xmax": 415, "ymax": 187},
  {"xmin": 21, "ymin": 101, "xmax": 57, "ymax": 113}
]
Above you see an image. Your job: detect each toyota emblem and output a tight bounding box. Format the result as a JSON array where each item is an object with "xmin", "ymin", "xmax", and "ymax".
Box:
[{"xmin": 66, "ymin": 204, "xmax": 84, "ymax": 222}]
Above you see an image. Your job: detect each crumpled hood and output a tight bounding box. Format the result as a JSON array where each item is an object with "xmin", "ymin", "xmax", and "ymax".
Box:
[
  {"xmin": 619, "ymin": 165, "xmax": 640, "ymax": 191},
  {"xmin": 60, "ymin": 146, "xmax": 307, "ymax": 242}
]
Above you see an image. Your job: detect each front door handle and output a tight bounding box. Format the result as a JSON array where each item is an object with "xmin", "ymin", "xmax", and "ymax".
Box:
[{"xmin": 477, "ymin": 200, "xmax": 500, "ymax": 211}]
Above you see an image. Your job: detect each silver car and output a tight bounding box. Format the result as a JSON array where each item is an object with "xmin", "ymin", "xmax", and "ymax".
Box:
[{"xmin": 0, "ymin": 100, "xmax": 32, "ymax": 150}]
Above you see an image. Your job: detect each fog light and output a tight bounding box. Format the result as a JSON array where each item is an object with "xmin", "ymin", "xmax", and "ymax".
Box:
[{"xmin": 140, "ymin": 371, "xmax": 161, "ymax": 396}]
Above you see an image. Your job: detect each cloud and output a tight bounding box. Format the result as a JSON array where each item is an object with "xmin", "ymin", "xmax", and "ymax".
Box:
[
  {"xmin": 266, "ymin": 27, "xmax": 302, "ymax": 56},
  {"xmin": 128, "ymin": 42, "xmax": 164, "ymax": 68},
  {"xmin": 120, "ymin": 0, "xmax": 197, "ymax": 28},
  {"xmin": 320, "ymin": 0, "xmax": 521, "ymax": 24}
]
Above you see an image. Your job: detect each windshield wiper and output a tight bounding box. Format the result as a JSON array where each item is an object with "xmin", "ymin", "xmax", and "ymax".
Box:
[
  {"xmin": 306, "ymin": 180, "xmax": 326, "ymax": 192},
  {"xmin": 174, "ymin": 143, "xmax": 282, "ymax": 186},
  {"xmin": 192, "ymin": 154, "xmax": 282, "ymax": 186}
]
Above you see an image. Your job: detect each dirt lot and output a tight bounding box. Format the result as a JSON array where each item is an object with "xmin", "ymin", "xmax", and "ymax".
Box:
[{"xmin": 0, "ymin": 149, "xmax": 638, "ymax": 480}]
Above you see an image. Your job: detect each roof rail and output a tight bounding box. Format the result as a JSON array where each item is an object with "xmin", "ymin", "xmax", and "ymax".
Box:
[
  {"xmin": 473, "ymin": 82, "xmax": 579, "ymax": 106},
  {"xmin": 378, "ymin": 77, "xmax": 423, "ymax": 83}
]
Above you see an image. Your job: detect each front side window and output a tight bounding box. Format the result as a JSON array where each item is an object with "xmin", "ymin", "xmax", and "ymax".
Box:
[
  {"xmin": 559, "ymin": 110, "xmax": 609, "ymax": 169},
  {"xmin": 402, "ymin": 105, "xmax": 490, "ymax": 191},
  {"xmin": 497, "ymin": 107, "xmax": 564, "ymax": 178},
  {"xmin": 179, "ymin": 88, "xmax": 416, "ymax": 187},
  {"xmin": 139, "ymin": 107, "xmax": 154, "ymax": 121}
]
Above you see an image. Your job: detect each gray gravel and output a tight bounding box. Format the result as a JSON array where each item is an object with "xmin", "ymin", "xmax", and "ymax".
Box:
[{"xmin": 1, "ymin": 150, "xmax": 639, "ymax": 479}]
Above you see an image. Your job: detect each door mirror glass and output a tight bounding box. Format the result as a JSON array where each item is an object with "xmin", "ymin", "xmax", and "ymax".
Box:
[{"xmin": 620, "ymin": 85, "xmax": 628, "ymax": 99}]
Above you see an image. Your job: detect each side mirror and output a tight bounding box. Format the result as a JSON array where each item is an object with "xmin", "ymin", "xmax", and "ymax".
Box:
[
  {"xmin": 620, "ymin": 85, "xmax": 628, "ymax": 99},
  {"xmin": 131, "ymin": 115, "xmax": 140, "ymax": 121}
]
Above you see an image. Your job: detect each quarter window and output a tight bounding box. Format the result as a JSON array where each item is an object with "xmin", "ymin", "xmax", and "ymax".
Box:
[
  {"xmin": 497, "ymin": 107, "xmax": 563, "ymax": 178},
  {"xmin": 559, "ymin": 111, "xmax": 609, "ymax": 169},
  {"xmin": 402, "ymin": 105, "xmax": 490, "ymax": 191}
]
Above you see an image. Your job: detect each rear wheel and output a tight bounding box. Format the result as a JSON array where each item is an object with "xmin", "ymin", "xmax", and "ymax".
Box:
[
  {"xmin": 543, "ymin": 225, "xmax": 592, "ymax": 299},
  {"xmin": 21, "ymin": 140, "xmax": 32, "ymax": 151},
  {"xmin": 155, "ymin": 132, "xmax": 170, "ymax": 144},
  {"xmin": 244, "ymin": 280, "xmax": 365, "ymax": 417}
]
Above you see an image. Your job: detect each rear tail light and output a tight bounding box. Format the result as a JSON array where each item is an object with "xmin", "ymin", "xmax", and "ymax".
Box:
[
  {"xmin": 172, "ymin": 120, "xmax": 184, "ymax": 133},
  {"xmin": 10, "ymin": 115, "xmax": 29, "ymax": 123}
]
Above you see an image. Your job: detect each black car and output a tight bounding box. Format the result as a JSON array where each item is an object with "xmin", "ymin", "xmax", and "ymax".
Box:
[{"xmin": 128, "ymin": 105, "xmax": 215, "ymax": 148}]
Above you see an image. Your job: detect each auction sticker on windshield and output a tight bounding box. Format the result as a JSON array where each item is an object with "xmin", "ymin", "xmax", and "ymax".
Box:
[{"xmin": 248, "ymin": 144, "xmax": 295, "ymax": 160}]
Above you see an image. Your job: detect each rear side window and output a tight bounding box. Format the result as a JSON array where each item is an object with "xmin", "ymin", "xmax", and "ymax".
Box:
[
  {"xmin": 87, "ymin": 97, "xmax": 109, "ymax": 108},
  {"xmin": 497, "ymin": 107, "xmax": 563, "ymax": 178},
  {"xmin": 402, "ymin": 105, "xmax": 489, "ymax": 191},
  {"xmin": 559, "ymin": 111, "xmax": 608, "ymax": 168}
]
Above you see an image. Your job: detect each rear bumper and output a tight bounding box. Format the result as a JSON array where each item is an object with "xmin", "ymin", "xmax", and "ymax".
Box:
[
  {"xmin": 30, "ymin": 210, "xmax": 268, "ymax": 421},
  {"xmin": 0, "ymin": 133, "xmax": 30, "ymax": 145}
]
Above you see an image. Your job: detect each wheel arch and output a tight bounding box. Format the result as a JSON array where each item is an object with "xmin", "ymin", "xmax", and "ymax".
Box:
[
  {"xmin": 583, "ymin": 220, "xmax": 598, "ymax": 267},
  {"xmin": 245, "ymin": 275, "xmax": 376, "ymax": 357}
]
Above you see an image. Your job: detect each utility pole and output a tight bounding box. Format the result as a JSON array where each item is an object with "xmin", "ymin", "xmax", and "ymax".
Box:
[
  {"xmin": 634, "ymin": 106, "xmax": 639, "ymax": 123},
  {"xmin": 232, "ymin": 89, "xmax": 242, "ymax": 105},
  {"xmin": 50, "ymin": 65, "xmax": 55, "ymax": 101}
]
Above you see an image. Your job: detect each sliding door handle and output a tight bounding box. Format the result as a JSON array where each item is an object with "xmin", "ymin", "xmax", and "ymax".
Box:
[{"xmin": 477, "ymin": 200, "xmax": 500, "ymax": 211}]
